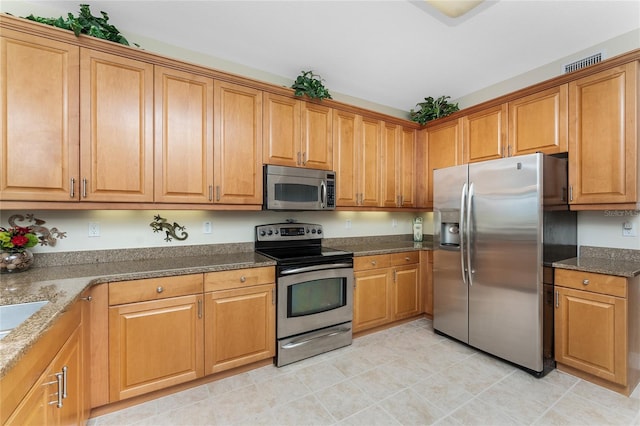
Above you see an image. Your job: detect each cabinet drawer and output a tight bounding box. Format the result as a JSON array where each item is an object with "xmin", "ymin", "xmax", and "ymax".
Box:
[
  {"xmin": 109, "ymin": 274, "xmax": 203, "ymax": 305},
  {"xmin": 555, "ymin": 269, "xmax": 627, "ymax": 298},
  {"xmin": 390, "ymin": 251, "xmax": 419, "ymax": 266},
  {"xmin": 354, "ymin": 255, "xmax": 390, "ymax": 271},
  {"xmin": 204, "ymin": 266, "xmax": 274, "ymax": 292}
]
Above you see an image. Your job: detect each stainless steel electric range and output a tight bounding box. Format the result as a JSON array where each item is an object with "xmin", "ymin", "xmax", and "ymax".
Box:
[{"xmin": 255, "ymin": 222, "xmax": 354, "ymax": 367}]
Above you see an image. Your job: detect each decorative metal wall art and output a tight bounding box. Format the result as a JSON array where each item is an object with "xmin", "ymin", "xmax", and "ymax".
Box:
[
  {"xmin": 150, "ymin": 215, "xmax": 188, "ymax": 242},
  {"xmin": 8, "ymin": 214, "xmax": 67, "ymax": 246}
]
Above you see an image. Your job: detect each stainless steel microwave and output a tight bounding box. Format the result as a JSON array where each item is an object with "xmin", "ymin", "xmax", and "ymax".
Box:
[{"xmin": 263, "ymin": 165, "xmax": 336, "ymax": 211}]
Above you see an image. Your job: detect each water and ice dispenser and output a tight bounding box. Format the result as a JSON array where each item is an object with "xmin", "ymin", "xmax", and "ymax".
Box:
[{"xmin": 441, "ymin": 222, "xmax": 460, "ymax": 246}]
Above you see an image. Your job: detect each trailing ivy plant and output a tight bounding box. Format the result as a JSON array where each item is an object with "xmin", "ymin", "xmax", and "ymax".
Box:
[
  {"xmin": 291, "ymin": 71, "xmax": 332, "ymax": 100},
  {"xmin": 23, "ymin": 4, "xmax": 135, "ymax": 47},
  {"xmin": 409, "ymin": 95, "xmax": 459, "ymax": 125}
]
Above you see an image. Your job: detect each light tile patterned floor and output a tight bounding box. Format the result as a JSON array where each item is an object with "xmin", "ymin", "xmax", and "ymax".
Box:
[{"xmin": 89, "ymin": 318, "xmax": 640, "ymax": 425}]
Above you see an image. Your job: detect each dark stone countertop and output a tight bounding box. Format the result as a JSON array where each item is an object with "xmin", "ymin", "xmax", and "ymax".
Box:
[
  {"xmin": 0, "ymin": 251, "xmax": 275, "ymax": 378},
  {"xmin": 552, "ymin": 246, "xmax": 640, "ymax": 278}
]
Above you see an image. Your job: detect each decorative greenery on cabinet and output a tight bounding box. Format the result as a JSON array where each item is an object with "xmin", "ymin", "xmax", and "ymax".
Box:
[
  {"xmin": 409, "ymin": 95, "xmax": 459, "ymax": 124},
  {"xmin": 291, "ymin": 70, "xmax": 332, "ymax": 100}
]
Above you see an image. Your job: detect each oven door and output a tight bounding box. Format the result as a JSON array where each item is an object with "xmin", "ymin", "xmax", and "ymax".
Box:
[{"xmin": 277, "ymin": 264, "xmax": 353, "ymax": 338}]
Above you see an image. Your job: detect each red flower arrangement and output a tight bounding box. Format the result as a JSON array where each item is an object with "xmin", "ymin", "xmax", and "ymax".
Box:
[{"xmin": 0, "ymin": 226, "xmax": 39, "ymax": 251}]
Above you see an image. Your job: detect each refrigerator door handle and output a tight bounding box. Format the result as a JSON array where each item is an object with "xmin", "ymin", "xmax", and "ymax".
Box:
[
  {"xmin": 466, "ymin": 182, "xmax": 475, "ymax": 286},
  {"xmin": 459, "ymin": 182, "xmax": 468, "ymax": 286}
]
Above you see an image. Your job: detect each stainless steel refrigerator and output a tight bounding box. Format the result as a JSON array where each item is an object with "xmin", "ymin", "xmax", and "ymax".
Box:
[{"xmin": 433, "ymin": 153, "xmax": 576, "ymax": 376}]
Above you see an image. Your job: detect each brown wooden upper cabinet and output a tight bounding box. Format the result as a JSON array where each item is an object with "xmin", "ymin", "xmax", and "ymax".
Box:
[
  {"xmin": 426, "ymin": 118, "xmax": 463, "ymax": 206},
  {"xmin": 333, "ymin": 110, "xmax": 383, "ymax": 207},
  {"xmin": 154, "ymin": 67, "xmax": 214, "ymax": 203},
  {"xmin": 0, "ymin": 30, "xmax": 80, "ymax": 202},
  {"xmin": 382, "ymin": 124, "xmax": 416, "ymax": 208},
  {"xmin": 263, "ymin": 93, "xmax": 333, "ymax": 170},
  {"xmin": 80, "ymin": 49, "xmax": 155, "ymax": 202},
  {"xmin": 568, "ymin": 61, "xmax": 639, "ymax": 209},
  {"xmin": 508, "ymin": 85, "xmax": 568, "ymax": 156},
  {"xmin": 214, "ymin": 81, "xmax": 263, "ymax": 205},
  {"xmin": 463, "ymin": 104, "xmax": 507, "ymax": 163}
]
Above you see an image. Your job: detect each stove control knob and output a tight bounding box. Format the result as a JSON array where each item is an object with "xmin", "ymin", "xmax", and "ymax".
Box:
[
  {"xmin": 317, "ymin": 229, "xmax": 322, "ymax": 235},
  {"xmin": 306, "ymin": 228, "xmax": 310, "ymax": 233},
  {"xmin": 311, "ymin": 228, "xmax": 317, "ymax": 234},
  {"xmin": 267, "ymin": 229, "xmax": 273, "ymax": 236},
  {"xmin": 259, "ymin": 230, "xmax": 266, "ymax": 237}
]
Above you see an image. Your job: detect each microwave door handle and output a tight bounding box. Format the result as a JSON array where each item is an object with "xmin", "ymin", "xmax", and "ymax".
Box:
[{"xmin": 320, "ymin": 181, "xmax": 327, "ymax": 208}]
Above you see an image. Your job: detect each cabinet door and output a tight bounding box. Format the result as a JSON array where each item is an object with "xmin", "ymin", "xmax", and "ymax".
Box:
[
  {"xmin": 109, "ymin": 295, "xmax": 204, "ymax": 401},
  {"xmin": 427, "ymin": 119, "xmax": 463, "ymax": 205},
  {"xmin": 48, "ymin": 325, "xmax": 83, "ymax": 426},
  {"xmin": 509, "ymin": 85, "xmax": 568, "ymax": 156},
  {"xmin": 568, "ymin": 62, "xmax": 638, "ymax": 206},
  {"xmin": 302, "ymin": 102, "xmax": 333, "ymax": 170},
  {"xmin": 204, "ymin": 283, "xmax": 275, "ymax": 374},
  {"xmin": 360, "ymin": 117, "xmax": 383, "ymax": 207},
  {"xmin": 353, "ymin": 269, "xmax": 391, "ymax": 333},
  {"xmin": 555, "ymin": 286, "xmax": 627, "ymax": 385},
  {"xmin": 154, "ymin": 66, "xmax": 214, "ymax": 203},
  {"xmin": 214, "ymin": 81, "xmax": 263, "ymax": 204},
  {"xmin": 4, "ymin": 373, "xmax": 48, "ymax": 426},
  {"xmin": 382, "ymin": 123, "xmax": 399, "ymax": 207},
  {"xmin": 80, "ymin": 49, "xmax": 154, "ymax": 202},
  {"xmin": 0, "ymin": 30, "xmax": 79, "ymax": 201},
  {"xmin": 333, "ymin": 110, "xmax": 359, "ymax": 206},
  {"xmin": 399, "ymin": 127, "xmax": 416, "ymax": 207},
  {"xmin": 392, "ymin": 264, "xmax": 420, "ymax": 320},
  {"xmin": 463, "ymin": 104, "xmax": 507, "ymax": 163},
  {"xmin": 263, "ymin": 93, "xmax": 300, "ymax": 167}
]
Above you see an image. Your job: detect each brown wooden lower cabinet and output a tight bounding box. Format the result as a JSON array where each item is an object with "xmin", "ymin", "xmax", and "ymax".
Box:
[
  {"xmin": 3, "ymin": 300, "xmax": 86, "ymax": 426},
  {"xmin": 554, "ymin": 268, "xmax": 640, "ymax": 395},
  {"xmin": 353, "ymin": 251, "xmax": 421, "ymax": 333}
]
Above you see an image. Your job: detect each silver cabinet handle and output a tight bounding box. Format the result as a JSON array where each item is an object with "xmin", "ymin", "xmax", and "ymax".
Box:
[
  {"xmin": 209, "ymin": 185, "xmax": 213, "ymax": 202},
  {"xmin": 569, "ymin": 185, "xmax": 573, "ymax": 202},
  {"xmin": 297, "ymin": 151, "xmax": 301, "ymax": 166},
  {"xmin": 393, "ymin": 270, "xmax": 397, "ymax": 283},
  {"xmin": 62, "ymin": 366, "xmax": 68, "ymax": 399},
  {"xmin": 507, "ymin": 145, "xmax": 512, "ymax": 157},
  {"xmin": 80, "ymin": 296, "xmax": 92, "ymax": 302},
  {"xmin": 555, "ymin": 290, "xmax": 559, "ymax": 308},
  {"xmin": 271, "ymin": 288, "xmax": 275, "ymax": 305},
  {"xmin": 240, "ymin": 276, "xmax": 246, "ymax": 283},
  {"xmin": 405, "ymin": 256, "xmax": 410, "ymax": 261},
  {"xmin": 70, "ymin": 177, "xmax": 76, "ymax": 198},
  {"xmin": 583, "ymin": 279, "xmax": 590, "ymax": 285},
  {"xmin": 156, "ymin": 286, "xmax": 164, "ymax": 293},
  {"xmin": 81, "ymin": 178, "xmax": 87, "ymax": 198},
  {"xmin": 216, "ymin": 185, "xmax": 220, "ymax": 202},
  {"xmin": 371, "ymin": 260, "xmax": 377, "ymax": 266},
  {"xmin": 49, "ymin": 372, "xmax": 64, "ymax": 408},
  {"xmin": 197, "ymin": 298, "xmax": 202, "ymax": 319}
]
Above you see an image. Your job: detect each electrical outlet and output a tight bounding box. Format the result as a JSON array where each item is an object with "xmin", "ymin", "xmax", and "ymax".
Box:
[
  {"xmin": 345, "ymin": 219, "xmax": 352, "ymax": 229},
  {"xmin": 203, "ymin": 221, "xmax": 212, "ymax": 234},
  {"xmin": 622, "ymin": 221, "xmax": 637, "ymax": 237},
  {"xmin": 88, "ymin": 222, "xmax": 100, "ymax": 237}
]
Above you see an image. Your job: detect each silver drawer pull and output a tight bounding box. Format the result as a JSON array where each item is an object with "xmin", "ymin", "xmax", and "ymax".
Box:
[
  {"xmin": 371, "ymin": 261, "xmax": 377, "ymax": 266},
  {"xmin": 405, "ymin": 256, "xmax": 410, "ymax": 261},
  {"xmin": 240, "ymin": 276, "xmax": 246, "ymax": 283},
  {"xmin": 582, "ymin": 279, "xmax": 590, "ymax": 285},
  {"xmin": 156, "ymin": 286, "xmax": 164, "ymax": 293},
  {"xmin": 281, "ymin": 327, "xmax": 351, "ymax": 349}
]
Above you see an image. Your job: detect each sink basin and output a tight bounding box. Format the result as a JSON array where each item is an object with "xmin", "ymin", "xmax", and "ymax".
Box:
[{"xmin": 0, "ymin": 300, "xmax": 48, "ymax": 340}]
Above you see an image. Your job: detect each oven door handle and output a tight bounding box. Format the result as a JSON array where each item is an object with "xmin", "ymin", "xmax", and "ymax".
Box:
[
  {"xmin": 280, "ymin": 263, "xmax": 353, "ymax": 275},
  {"xmin": 281, "ymin": 326, "xmax": 351, "ymax": 349}
]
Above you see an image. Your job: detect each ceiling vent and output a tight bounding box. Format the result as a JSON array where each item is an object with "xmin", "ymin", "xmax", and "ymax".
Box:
[{"xmin": 563, "ymin": 53, "xmax": 603, "ymax": 74}]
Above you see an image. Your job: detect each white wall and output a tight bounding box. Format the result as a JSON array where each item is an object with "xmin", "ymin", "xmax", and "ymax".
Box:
[
  {"xmin": 578, "ymin": 211, "xmax": 640, "ymax": 250},
  {"xmin": 0, "ymin": 210, "xmax": 432, "ymax": 253}
]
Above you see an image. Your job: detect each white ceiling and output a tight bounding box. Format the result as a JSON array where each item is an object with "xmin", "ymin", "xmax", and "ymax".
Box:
[{"xmin": 18, "ymin": 1, "xmax": 640, "ymax": 112}]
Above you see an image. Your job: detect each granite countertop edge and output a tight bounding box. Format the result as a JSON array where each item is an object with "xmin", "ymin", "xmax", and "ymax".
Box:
[
  {"xmin": 0, "ymin": 253, "xmax": 277, "ymax": 378},
  {"xmin": 0, "ymin": 240, "xmax": 432, "ymax": 378},
  {"xmin": 552, "ymin": 257, "xmax": 640, "ymax": 278}
]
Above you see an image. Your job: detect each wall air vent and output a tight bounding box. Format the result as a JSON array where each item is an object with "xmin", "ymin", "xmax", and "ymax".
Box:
[{"xmin": 563, "ymin": 53, "xmax": 603, "ymax": 74}]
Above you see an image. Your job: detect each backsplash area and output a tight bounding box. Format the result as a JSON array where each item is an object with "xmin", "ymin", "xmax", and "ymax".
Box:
[{"xmin": 0, "ymin": 210, "xmax": 430, "ymax": 254}]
